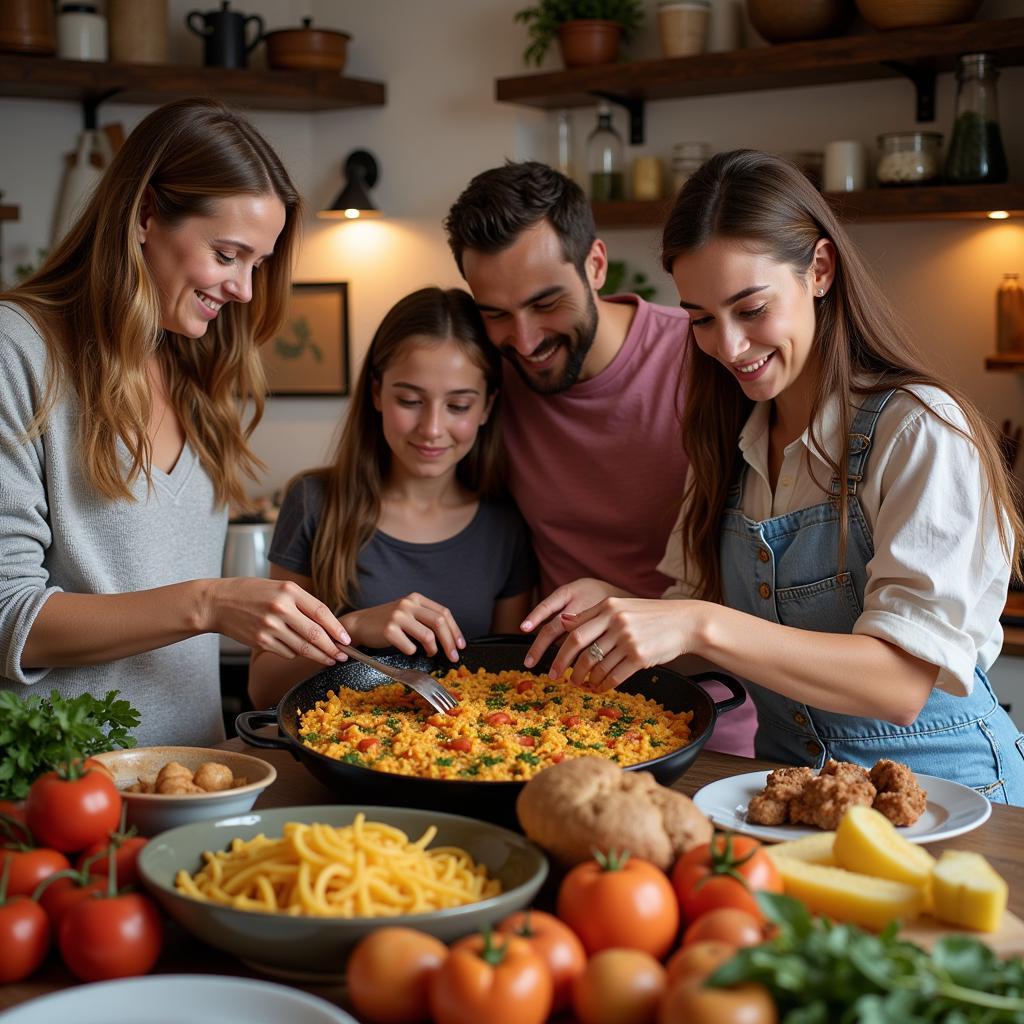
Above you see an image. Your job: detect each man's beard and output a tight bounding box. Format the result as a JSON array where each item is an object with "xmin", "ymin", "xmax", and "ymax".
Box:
[{"xmin": 505, "ymin": 289, "xmax": 599, "ymax": 395}]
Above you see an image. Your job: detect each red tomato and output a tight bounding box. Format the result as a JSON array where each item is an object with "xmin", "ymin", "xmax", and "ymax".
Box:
[
  {"xmin": 0, "ymin": 894, "xmax": 50, "ymax": 983},
  {"xmin": 26, "ymin": 768, "xmax": 122, "ymax": 853},
  {"xmin": 597, "ymin": 708, "xmax": 622, "ymax": 720},
  {"xmin": 658, "ymin": 977, "xmax": 778, "ymax": 1024},
  {"xmin": 672, "ymin": 833, "xmax": 782, "ymax": 923},
  {"xmin": 485, "ymin": 712, "xmax": 512, "ymax": 726},
  {"xmin": 665, "ymin": 940, "xmax": 737, "ymax": 986},
  {"xmin": 2, "ymin": 847, "xmax": 71, "ymax": 898},
  {"xmin": 497, "ymin": 909, "xmax": 586, "ymax": 1014},
  {"xmin": 518, "ymin": 735, "xmax": 537, "ymax": 747},
  {"xmin": 516, "ymin": 680, "xmax": 535, "ymax": 693},
  {"xmin": 682, "ymin": 908, "xmax": 766, "ymax": 949},
  {"xmin": 573, "ymin": 948, "xmax": 667, "ymax": 1024},
  {"xmin": 0, "ymin": 800, "xmax": 28, "ymax": 835},
  {"xmin": 442, "ymin": 739, "xmax": 472, "ymax": 752},
  {"xmin": 347, "ymin": 926, "xmax": 448, "ymax": 1024},
  {"xmin": 357, "ymin": 737, "xmax": 381, "ymax": 753},
  {"xmin": 557, "ymin": 851, "xmax": 680, "ymax": 959},
  {"xmin": 431, "ymin": 931, "xmax": 552, "ymax": 1024},
  {"xmin": 59, "ymin": 890, "xmax": 163, "ymax": 981},
  {"xmin": 38, "ymin": 874, "xmax": 107, "ymax": 929},
  {"xmin": 76, "ymin": 835, "xmax": 148, "ymax": 889}
]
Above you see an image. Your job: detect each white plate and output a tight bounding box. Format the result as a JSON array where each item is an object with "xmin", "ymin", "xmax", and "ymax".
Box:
[
  {"xmin": 692, "ymin": 770, "xmax": 992, "ymax": 844},
  {"xmin": 0, "ymin": 975, "xmax": 357, "ymax": 1024}
]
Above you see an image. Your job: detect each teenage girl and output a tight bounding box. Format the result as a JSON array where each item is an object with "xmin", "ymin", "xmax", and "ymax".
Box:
[
  {"xmin": 523, "ymin": 149, "xmax": 1024, "ymax": 803},
  {"xmin": 248, "ymin": 286, "xmax": 536, "ymax": 708}
]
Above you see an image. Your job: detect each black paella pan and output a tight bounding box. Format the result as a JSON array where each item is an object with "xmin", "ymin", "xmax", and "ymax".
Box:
[{"xmin": 236, "ymin": 637, "xmax": 745, "ymax": 825}]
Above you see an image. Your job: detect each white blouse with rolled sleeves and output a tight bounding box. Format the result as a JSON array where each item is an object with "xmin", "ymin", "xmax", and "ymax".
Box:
[{"xmin": 658, "ymin": 385, "xmax": 1010, "ymax": 697}]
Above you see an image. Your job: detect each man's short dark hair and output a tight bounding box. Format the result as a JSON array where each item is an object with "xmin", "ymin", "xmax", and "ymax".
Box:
[{"xmin": 444, "ymin": 161, "xmax": 596, "ymax": 279}]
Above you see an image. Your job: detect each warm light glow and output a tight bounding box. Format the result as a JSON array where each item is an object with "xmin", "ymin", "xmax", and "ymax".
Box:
[{"xmin": 988, "ymin": 210, "xmax": 1010, "ymax": 220}]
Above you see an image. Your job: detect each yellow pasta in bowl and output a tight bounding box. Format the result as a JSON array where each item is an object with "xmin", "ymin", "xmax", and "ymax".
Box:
[
  {"xmin": 138, "ymin": 804, "xmax": 547, "ymax": 978},
  {"xmin": 175, "ymin": 814, "xmax": 501, "ymax": 917}
]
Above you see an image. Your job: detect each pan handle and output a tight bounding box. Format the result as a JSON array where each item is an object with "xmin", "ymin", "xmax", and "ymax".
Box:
[
  {"xmin": 235, "ymin": 710, "xmax": 292, "ymax": 751},
  {"xmin": 688, "ymin": 672, "xmax": 747, "ymax": 716}
]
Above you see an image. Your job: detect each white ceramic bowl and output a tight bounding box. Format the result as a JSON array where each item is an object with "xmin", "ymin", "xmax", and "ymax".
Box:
[
  {"xmin": 92, "ymin": 746, "xmax": 276, "ymax": 837},
  {"xmin": 138, "ymin": 804, "xmax": 548, "ymax": 978}
]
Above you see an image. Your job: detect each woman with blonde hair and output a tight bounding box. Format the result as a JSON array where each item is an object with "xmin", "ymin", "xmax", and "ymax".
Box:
[
  {"xmin": 0, "ymin": 98, "xmax": 351, "ymax": 745},
  {"xmin": 523, "ymin": 149, "xmax": 1024, "ymax": 802},
  {"xmin": 248, "ymin": 286, "xmax": 535, "ymax": 709}
]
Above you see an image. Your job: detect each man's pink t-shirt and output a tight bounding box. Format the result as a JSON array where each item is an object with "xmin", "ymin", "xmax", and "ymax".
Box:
[{"xmin": 501, "ymin": 295, "xmax": 757, "ymax": 757}]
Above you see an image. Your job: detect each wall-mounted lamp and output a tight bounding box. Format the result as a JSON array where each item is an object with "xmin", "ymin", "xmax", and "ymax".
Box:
[{"xmin": 318, "ymin": 150, "xmax": 382, "ymax": 220}]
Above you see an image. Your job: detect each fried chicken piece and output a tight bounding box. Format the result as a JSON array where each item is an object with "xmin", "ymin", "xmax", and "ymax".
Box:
[
  {"xmin": 746, "ymin": 766, "xmax": 814, "ymax": 825},
  {"xmin": 870, "ymin": 758, "xmax": 928, "ymax": 826},
  {"xmin": 788, "ymin": 774, "xmax": 876, "ymax": 830},
  {"xmin": 820, "ymin": 759, "xmax": 873, "ymax": 786}
]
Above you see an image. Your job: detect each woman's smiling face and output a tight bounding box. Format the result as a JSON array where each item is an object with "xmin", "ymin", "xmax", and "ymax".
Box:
[
  {"xmin": 671, "ymin": 236, "xmax": 833, "ymax": 405},
  {"xmin": 137, "ymin": 193, "xmax": 286, "ymax": 339}
]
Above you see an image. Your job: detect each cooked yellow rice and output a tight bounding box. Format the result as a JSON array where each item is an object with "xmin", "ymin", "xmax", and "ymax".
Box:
[{"xmin": 297, "ymin": 665, "xmax": 693, "ymax": 781}]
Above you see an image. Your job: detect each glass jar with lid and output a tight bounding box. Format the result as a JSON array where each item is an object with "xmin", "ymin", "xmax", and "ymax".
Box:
[
  {"xmin": 670, "ymin": 141, "xmax": 710, "ymax": 194},
  {"xmin": 876, "ymin": 131, "xmax": 942, "ymax": 186},
  {"xmin": 944, "ymin": 53, "xmax": 1008, "ymax": 184}
]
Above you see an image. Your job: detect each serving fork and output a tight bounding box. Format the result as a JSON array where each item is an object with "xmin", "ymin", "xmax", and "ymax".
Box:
[{"xmin": 336, "ymin": 643, "xmax": 459, "ymax": 716}]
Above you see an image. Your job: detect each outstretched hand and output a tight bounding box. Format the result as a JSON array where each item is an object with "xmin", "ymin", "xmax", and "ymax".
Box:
[
  {"xmin": 210, "ymin": 577, "xmax": 350, "ymax": 666},
  {"xmin": 342, "ymin": 593, "xmax": 466, "ymax": 662},
  {"xmin": 521, "ymin": 578, "xmax": 631, "ymax": 669}
]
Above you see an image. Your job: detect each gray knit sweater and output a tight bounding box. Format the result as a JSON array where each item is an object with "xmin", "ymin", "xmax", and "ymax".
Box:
[{"xmin": 0, "ymin": 302, "xmax": 227, "ymax": 746}]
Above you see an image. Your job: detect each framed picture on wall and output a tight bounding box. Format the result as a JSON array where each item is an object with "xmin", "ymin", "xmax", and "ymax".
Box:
[{"xmin": 262, "ymin": 282, "xmax": 349, "ymax": 396}]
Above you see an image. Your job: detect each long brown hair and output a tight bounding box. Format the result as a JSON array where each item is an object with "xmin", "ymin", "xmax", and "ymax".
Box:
[
  {"xmin": 661, "ymin": 148, "xmax": 1022, "ymax": 601},
  {"xmin": 306, "ymin": 287, "xmax": 505, "ymax": 612},
  {"xmin": 2, "ymin": 97, "xmax": 301, "ymax": 509}
]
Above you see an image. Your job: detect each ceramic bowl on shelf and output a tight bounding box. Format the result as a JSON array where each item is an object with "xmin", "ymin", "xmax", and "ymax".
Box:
[
  {"xmin": 92, "ymin": 746, "xmax": 276, "ymax": 837},
  {"xmin": 264, "ymin": 17, "xmax": 350, "ymax": 71},
  {"xmin": 137, "ymin": 804, "xmax": 548, "ymax": 978},
  {"xmin": 745, "ymin": 0, "xmax": 855, "ymax": 43},
  {"xmin": 854, "ymin": 0, "xmax": 982, "ymax": 30}
]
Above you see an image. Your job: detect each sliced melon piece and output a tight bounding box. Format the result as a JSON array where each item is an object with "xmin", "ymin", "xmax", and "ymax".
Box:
[
  {"xmin": 774, "ymin": 858, "xmax": 924, "ymax": 931},
  {"xmin": 764, "ymin": 832, "xmax": 836, "ymax": 866},
  {"xmin": 930, "ymin": 850, "xmax": 1007, "ymax": 933},
  {"xmin": 833, "ymin": 805, "xmax": 935, "ymax": 887}
]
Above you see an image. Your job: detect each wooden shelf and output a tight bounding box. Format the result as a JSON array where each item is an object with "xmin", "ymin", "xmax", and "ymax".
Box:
[
  {"xmin": 0, "ymin": 205, "xmax": 19, "ymax": 222},
  {"xmin": 496, "ymin": 17, "xmax": 1024, "ymax": 110},
  {"xmin": 0, "ymin": 54, "xmax": 386, "ymax": 112},
  {"xmin": 985, "ymin": 354, "xmax": 1024, "ymax": 372},
  {"xmin": 593, "ymin": 184, "xmax": 1024, "ymax": 228}
]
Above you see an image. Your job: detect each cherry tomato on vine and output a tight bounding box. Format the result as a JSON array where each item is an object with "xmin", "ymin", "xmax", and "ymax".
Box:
[
  {"xmin": 76, "ymin": 835, "xmax": 148, "ymax": 888},
  {"xmin": 37, "ymin": 872, "xmax": 108, "ymax": 929},
  {"xmin": 0, "ymin": 801, "xmax": 28, "ymax": 833},
  {"xmin": 672, "ymin": 832, "xmax": 782, "ymax": 924},
  {"xmin": 26, "ymin": 766, "xmax": 122, "ymax": 853},
  {"xmin": 0, "ymin": 857, "xmax": 51, "ymax": 983},
  {"xmin": 557, "ymin": 850, "xmax": 679, "ymax": 958},
  {"xmin": 2, "ymin": 846, "xmax": 71, "ymax": 898},
  {"xmin": 497, "ymin": 909, "xmax": 586, "ymax": 1014}
]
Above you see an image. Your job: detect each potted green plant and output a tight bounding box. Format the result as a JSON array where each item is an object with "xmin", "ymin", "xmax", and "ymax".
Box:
[{"xmin": 515, "ymin": 0, "xmax": 645, "ymax": 68}]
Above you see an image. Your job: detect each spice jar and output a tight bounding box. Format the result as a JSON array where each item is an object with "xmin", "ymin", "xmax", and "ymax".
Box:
[
  {"xmin": 57, "ymin": 3, "xmax": 107, "ymax": 61},
  {"xmin": 997, "ymin": 273, "xmax": 1024, "ymax": 354},
  {"xmin": 945, "ymin": 53, "xmax": 1008, "ymax": 185},
  {"xmin": 876, "ymin": 132, "xmax": 942, "ymax": 186},
  {"xmin": 671, "ymin": 141, "xmax": 710, "ymax": 194}
]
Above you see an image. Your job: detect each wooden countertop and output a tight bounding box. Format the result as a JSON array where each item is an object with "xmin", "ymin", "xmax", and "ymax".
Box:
[{"xmin": 3, "ymin": 740, "xmax": 1024, "ymax": 1015}]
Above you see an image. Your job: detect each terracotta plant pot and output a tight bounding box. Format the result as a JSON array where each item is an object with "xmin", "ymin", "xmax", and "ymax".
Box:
[
  {"xmin": 558, "ymin": 19, "xmax": 622, "ymax": 68},
  {"xmin": 854, "ymin": 0, "xmax": 981, "ymax": 30},
  {"xmin": 265, "ymin": 17, "xmax": 350, "ymax": 72},
  {"xmin": 745, "ymin": 0, "xmax": 854, "ymax": 43}
]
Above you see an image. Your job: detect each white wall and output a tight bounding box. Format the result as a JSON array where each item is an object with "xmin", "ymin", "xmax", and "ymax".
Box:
[{"xmin": 1, "ymin": 0, "xmax": 1022, "ymax": 499}]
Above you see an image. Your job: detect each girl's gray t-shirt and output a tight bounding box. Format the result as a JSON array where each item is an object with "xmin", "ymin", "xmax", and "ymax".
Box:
[{"xmin": 270, "ymin": 475, "xmax": 536, "ymax": 639}]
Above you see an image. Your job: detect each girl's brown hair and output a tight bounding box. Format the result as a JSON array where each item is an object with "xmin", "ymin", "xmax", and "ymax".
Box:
[
  {"xmin": 306, "ymin": 287, "xmax": 505, "ymax": 612},
  {"xmin": 661, "ymin": 148, "xmax": 1022, "ymax": 601},
  {"xmin": 3, "ymin": 97, "xmax": 302, "ymax": 509}
]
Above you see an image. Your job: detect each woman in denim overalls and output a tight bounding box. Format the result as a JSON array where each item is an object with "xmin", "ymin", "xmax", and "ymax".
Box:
[{"xmin": 523, "ymin": 149, "xmax": 1024, "ymax": 804}]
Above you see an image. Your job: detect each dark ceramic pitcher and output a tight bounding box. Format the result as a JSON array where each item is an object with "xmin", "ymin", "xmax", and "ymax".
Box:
[{"xmin": 186, "ymin": 0, "xmax": 263, "ymax": 69}]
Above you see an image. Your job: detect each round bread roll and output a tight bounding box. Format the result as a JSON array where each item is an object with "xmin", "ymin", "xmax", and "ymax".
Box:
[{"xmin": 516, "ymin": 756, "xmax": 712, "ymax": 871}]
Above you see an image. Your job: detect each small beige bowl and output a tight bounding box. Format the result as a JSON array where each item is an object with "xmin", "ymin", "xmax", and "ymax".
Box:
[{"xmin": 92, "ymin": 747, "xmax": 276, "ymax": 837}]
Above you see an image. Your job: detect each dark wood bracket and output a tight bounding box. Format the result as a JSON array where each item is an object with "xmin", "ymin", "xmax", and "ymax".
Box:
[
  {"xmin": 592, "ymin": 91, "xmax": 645, "ymax": 144},
  {"xmin": 883, "ymin": 62, "xmax": 937, "ymax": 123},
  {"xmin": 82, "ymin": 89, "xmax": 122, "ymax": 130}
]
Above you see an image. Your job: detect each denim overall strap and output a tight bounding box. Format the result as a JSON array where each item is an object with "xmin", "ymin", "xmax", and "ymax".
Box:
[{"xmin": 718, "ymin": 390, "xmax": 1024, "ymax": 803}]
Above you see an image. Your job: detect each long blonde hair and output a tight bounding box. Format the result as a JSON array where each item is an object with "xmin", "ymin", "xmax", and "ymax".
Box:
[
  {"xmin": 305, "ymin": 287, "xmax": 505, "ymax": 612},
  {"xmin": 661, "ymin": 149, "xmax": 1022, "ymax": 601},
  {"xmin": 3, "ymin": 97, "xmax": 301, "ymax": 509}
]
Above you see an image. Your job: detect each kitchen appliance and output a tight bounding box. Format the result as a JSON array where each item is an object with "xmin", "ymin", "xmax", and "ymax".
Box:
[
  {"xmin": 186, "ymin": 1, "xmax": 264, "ymax": 69},
  {"xmin": 236, "ymin": 636, "xmax": 746, "ymax": 827}
]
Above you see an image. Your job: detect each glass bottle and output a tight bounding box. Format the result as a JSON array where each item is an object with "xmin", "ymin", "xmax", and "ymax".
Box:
[
  {"xmin": 586, "ymin": 103, "xmax": 624, "ymax": 202},
  {"xmin": 554, "ymin": 109, "xmax": 574, "ymax": 181},
  {"xmin": 997, "ymin": 273, "xmax": 1024, "ymax": 354},
  {"xmin": 671, "ymin": 141, "xmax": 710, "ymax": 193},
  {"xmin": 944, "ymin": 53, "xmax": 1008, "ymax": 184}
]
